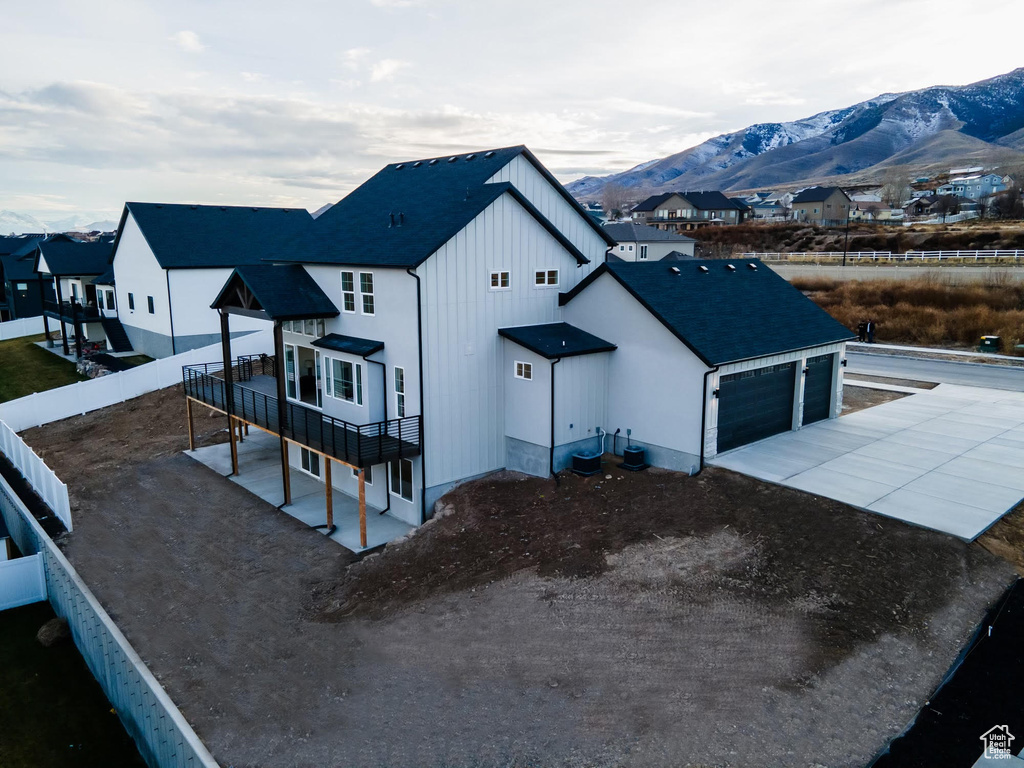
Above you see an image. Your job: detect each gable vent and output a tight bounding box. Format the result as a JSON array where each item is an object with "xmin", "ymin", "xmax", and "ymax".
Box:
[
  {"xmin": 726, "ymin": 264, "xmax": 736, "ymax": 271},
  {"xmin": 698, "ymin": 265, "xmax": 709, "ymax": 273}
]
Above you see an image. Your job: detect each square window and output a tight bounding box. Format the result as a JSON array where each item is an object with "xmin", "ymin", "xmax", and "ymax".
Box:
[
  {"xmin": 490, "ymin": 270, "xmax": 510, "ymax": 290},
  {"xmin": 515, "ymin": 361, "xmax": 532, "ymax": 380}
]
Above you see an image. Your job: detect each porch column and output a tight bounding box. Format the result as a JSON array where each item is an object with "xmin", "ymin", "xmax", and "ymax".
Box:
[
  {"xmin": 38, "ymin": 280, "xmax": 52, "ymax": 347},
  {"xmin": 54, "ymin": 279, "xmax": 69, "ymax": 356},
  {"xmin": 71, "ymin": 298, "xmax": 82, "ymax": 359},
  {"xmin": 220, "ymin": 311, "xmax": 238, "ymax": 476},
  {"xmin": 273, "ymin": 321, "xmax": 291, "ymax": 506},
  {"xmin": 359, "ymin": 468, "xmax": 367, "ymax": 549},
  {"xmin": 186, "ymin": 397, "xmax": 195, "ymax": 451},
  {"xmin": 324, "ymin": 458, "xmax": 333, "ymax": 530}
]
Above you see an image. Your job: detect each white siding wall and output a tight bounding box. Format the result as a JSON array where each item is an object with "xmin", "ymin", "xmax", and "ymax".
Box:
[
  {"xmin": 563, "ymin": 273, "xmax": 710, "ymax": 460},
  {"xmin": 168, "ymin": 268, "xmax": 269, "ymax": 338},
  {"xmin": 553, "ymin": 353, "xmax": 610, "ymax": 448},
  {"xmin": 502, "ymin": 344, "xmax": 549, "ymax": 448},
  {"xmin": 488, "ymin": 154, "xmax": 609, "ymax": 265},
  {"xmin": 419, "ymin": 193, "xmax": 591, "ymax": 488},
  {"xmin": 114, "ymin": 213, "xmax": 172, "ymax": 338}
]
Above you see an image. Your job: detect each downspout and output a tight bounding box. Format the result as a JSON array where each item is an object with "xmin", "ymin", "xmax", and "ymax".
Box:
[
  {"xmin": 165, "ymin": 269, "xmax": 177, "ymax": 355},
  {"xmin": 695, "ymin": 365, "xmax": 719, "ymax": 475},
  {"xmin": 549, "ymin": 358, "xmax": 561, "ymax": 481},
  {"xmin": 406, "ymin": 267, "xmax": 427, "ymax": 523}
]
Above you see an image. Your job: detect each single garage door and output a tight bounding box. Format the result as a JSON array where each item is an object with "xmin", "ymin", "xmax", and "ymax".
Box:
[
  {"xmin": 802, "ymin": 353, "xmax": 834, "ymax": 425},
  {"xmin": 717, "ymin": 362, "xmax": 796, "ymax": 452}
]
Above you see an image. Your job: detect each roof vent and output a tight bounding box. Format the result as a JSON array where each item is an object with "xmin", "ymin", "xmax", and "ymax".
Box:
[
  {"xmin": 395, "ymin": 163, "xmax": 405, "ymax": 170},
  {"xmin": 413, "ymin": 161, "xmax": 422, "ymax": 167},
  {"xmin": 698, "ymin": 265, "xmax": 709, "ymax": 273},
  {"xmin": 466, "ymin": 153, "xmax": 476, "ymax": 161},
  {"xmin": 485, "ymin": 151, "xmax": 495, "ymax": 158},
  {"xmin": 429, "ymin": 159, "xmax": 439, "ymax": 166},
  {"xmin": 220, "ymin": 206, "xmax": 227, "ymax": 211},
  {"xmin": 747, "ymin": 263, "xmax": 757, "ymax": 270},
  {"xmin": 448, "ymin": 156, "xmax": 458, "ymax": 163},
  {"xmin": 669, "ymin": 266, "xmax": 681, "ymax": 275},
  {"xmin": 252, "ymin": 207, "xmax": 259, "ymax": 211},
  {"xmin": 726, "ymin": 264, "xmax": 736, "ymax": 271},
  {"xmin": 190, "ymin": 205, "xmax": 197, "ymax": 210}
]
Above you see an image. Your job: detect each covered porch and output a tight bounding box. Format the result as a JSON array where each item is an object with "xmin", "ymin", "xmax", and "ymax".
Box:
[{"xmin": 186, "ymin": 428, "xmax": 412, "ymax": 552}]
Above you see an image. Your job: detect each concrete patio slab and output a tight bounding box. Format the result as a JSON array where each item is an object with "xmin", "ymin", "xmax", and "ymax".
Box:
[{"xmin": 710, "ymin": 383, "xmax": 1024, "ymax": 539}]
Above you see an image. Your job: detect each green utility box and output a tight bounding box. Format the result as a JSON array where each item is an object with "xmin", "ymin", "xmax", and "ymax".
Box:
[{"xmin": 979, "ymin": 336, "xmax": 1001, "ymax": 353}]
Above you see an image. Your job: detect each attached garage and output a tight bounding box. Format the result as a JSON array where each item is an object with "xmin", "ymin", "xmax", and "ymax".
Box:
[
  {"xmin": 802, "ymin": 353, "xmax": 835, "ymax": 425},
  {"xmin": 717, "ymin": 363, "xmax": 796, "ymax": 452}
]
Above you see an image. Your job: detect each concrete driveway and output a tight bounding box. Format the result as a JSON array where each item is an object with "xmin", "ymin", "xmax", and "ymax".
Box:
[{"xmin": 710, "ymin": 384, "xmax": 1024, "ymax": 540}]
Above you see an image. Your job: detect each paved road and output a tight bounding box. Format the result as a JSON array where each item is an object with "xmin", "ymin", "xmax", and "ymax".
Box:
[{"xmin": 848, "ymin": 351, "xmax": 1024, "ymax": 391}]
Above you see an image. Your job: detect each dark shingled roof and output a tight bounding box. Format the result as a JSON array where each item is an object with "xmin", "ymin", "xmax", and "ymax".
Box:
[
  {"xmin": 1, "ymin": 253, "xmax": 41, "ymax": 282},
  {"xmin": 120, "ymin": 203, "xmax": 315, "ymax": 269},
  {"xmin": 792, "ymin": 186, "xmax": 848, "ymax": 204},
  {"xmin": 211, "ymin": 265, "xmax": 339, "ymax": 321},
  {"xmin": 279, "ymin": 146, "xmax": 613, "ymax": 268},
  {"xmin": 729, "ymin": 197, "xmax": 752, "ymax": 211},
  {"xmin": 562, "ymin": 260, "xmax": 853, "ymax": 366},
  {"xmin": 498, "ymin": 322, "xmax": 616, "ymax": 359},
  {"xmin": 631, "ymin": 192, "xmax": 675, "ymax": 212},
  {"xmin": 34, "ymin": 235, "xmax": 113, "ymax": 276},
  {"xmin": 602, "ymin": 222, "xmax": 696, "ymax": 243},
  {"xmin": 311, "ymin": 334, "xmax": 385, "ymax": 357},
  {"xmin": 678, "ymin": 191, "xmax": 744, "ymax": 211},
  {"xmin": 93, "ymin": 267, "xmax": 116, "ymax": 286}
]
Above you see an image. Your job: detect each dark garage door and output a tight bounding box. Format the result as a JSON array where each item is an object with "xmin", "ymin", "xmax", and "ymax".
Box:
[
  {"xmin": 802, "ymin": 353, "xmax": 834, "ymax": 425},
  {"xmin": 717, "ymin": 362, "xmax": 796, "ymax": 452}
]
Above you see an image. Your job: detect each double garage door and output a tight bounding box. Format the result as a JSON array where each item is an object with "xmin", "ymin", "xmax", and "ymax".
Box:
[{"xmin": 716, "ymin": 354, "xmax": 833, "ymax": 453}]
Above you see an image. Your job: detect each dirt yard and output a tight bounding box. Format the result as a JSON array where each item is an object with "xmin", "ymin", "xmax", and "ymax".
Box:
[{"xmin": 19, "ymin": 386, "xmax": 1018, "ymax": 767}]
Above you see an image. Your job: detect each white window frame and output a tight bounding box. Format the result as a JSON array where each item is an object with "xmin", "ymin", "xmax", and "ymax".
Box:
[
  {"xmin": 514, "ymin": 361, "xmax": 533, "ymax": 380},
  {"xmin": 489, "ymin": 270, "xmax": 510, "ymax": 291},
  {"xmin": 639, "ymin": 244, "xmax": 648, "ymax": 260},
  {"xmin": 394, "ymin": 366, "xmax": 406, "ymax": 418},
  {"xmin": 341, "ymin": 271, "xmax": 356, "ymax": 313},
  {"xmin": 389, "ymin": 458, "xmax": 414, "ymax": 502},
  {"xmin": 351, "ymin": 465, "xmax": 373, "ymax": 485},
  {"xmin": 325, "ymin": 357, "xmax": 363, "ymax": 406},
  {"xmin": 299, "ymin": 447, "xmax": 321, "ymax": 478},
  {"xmin": 533, "ymin": 269, "xmax": 558, "ymax": 288},
  {"xmin": 359, "ymin": 272, "xmax": 374, "ymax": 316}
]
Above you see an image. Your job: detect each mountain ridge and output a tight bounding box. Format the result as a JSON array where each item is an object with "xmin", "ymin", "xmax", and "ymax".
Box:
[{"xmin": 568, "ymin": 68, "xmax": 1024, "ymax": 201}]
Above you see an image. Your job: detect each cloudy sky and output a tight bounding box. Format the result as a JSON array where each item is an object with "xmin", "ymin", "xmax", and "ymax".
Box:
[{"xmin": 1, "ymin": 0, "xmax": 1022, "ymax": 219}]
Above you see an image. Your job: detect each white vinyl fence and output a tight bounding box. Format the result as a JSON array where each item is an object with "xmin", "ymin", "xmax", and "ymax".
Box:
[
  {"xmin": 0, "ymin": 315, "xmax": 45, "ymax": 341},
  {"xmin": 0, "ymin": 553, "xmax": 46, "ymax": 610},
  {"xmin": 743, "ymin": 250, "xmax": 1024, "ymax": 262},
  {"xmin": 0, "ymin": 328, "xmax": 273, "ymax": 432},
  {"xmin": 0, "ymin": 420, "xmax": 72, "ymax": 530},
  {"xmin": 0, "ymin": 473, "xmax": 220, "ymax": 768}
]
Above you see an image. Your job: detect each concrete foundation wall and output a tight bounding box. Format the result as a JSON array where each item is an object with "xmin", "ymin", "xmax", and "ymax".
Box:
[{"xmin": 505, "ymin": 436, "xmax": 549, "ymax": 477}]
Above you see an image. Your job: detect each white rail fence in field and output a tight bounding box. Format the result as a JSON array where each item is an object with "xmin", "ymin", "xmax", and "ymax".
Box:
[
  {"xmin": 0, "ymin": 474, "xmax": 220, "ymax": 768},
  {"xmin": 0, "ymin": 328, "xmax": 273, "ymax": 432},
  {"xmin": 0, "ymin": 420, "xmax": 72, "ymax": 530},
  {"xmin": 0, "ymin": 315, "xmax": 45, "ymax": 341},
  {"xmin": 744, "ymin": 250, "xmax": 1024, "ymax": 262},
  {"xmin": 0, "ymin": 553, "xmax": 46, "ymax": 610}
]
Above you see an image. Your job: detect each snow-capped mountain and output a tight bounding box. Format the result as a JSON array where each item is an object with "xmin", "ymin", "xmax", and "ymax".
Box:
[
  {"xmin": 0, "ymin": 210, "xmax": 51, "ymax": 235},
  {"xmin": 568, "ymin": 67, "xmax": 1024, "ymax": 200},
  {"xmin": 44, "ymin": 213, "xmax": 118, "ymax": 232}
]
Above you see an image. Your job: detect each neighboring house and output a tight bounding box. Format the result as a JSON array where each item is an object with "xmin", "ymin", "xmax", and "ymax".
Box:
[
  {"xmin": 33, "ymin": 235, "xmax": 113, "ymax": 357},
  {"xmin": 936, "ymin": 174, "xmax": 1006, "ymax": 200},
  {"xmin": 602, "ymin": 222, "xmax": 696, "ymax": 261},
  {"xmin": 185, "ymin": 146, "xmax": 851, "ymax": 552},
  {"xmin": 108, "ymin": 203, "xmax": 315, "ymax": 358},
  {"xmin": 729, "ymin": 197, "xmax": 752, "ymax": 223},
  {"xmin": 791, "ymin": 187, "xmax": 852, "ymax": 225},
  {"xmin": 0, "ymin": 235, "xmax": 51, "ymax": 321},
  {"xmin": 903, "ymin": 195, "xmax": 942, "ymax": 217},
  {"xmin": 634, "ymin": 191, "xmax": 746, "ymax": 231}
]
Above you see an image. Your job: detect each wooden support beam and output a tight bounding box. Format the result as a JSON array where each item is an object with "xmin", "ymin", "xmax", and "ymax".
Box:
[
  {"xmin": 228, "ymin": 416, "xmax": 239, "ymax": 476},
  {"xmin": 280, "ymin": 436, "xmax": 291, "ymax": 506},
  {"xmin": 186, "ymin": 397, "xmax": 195, "ymax": 451},
  {"xmin": 324, "ymin": 459, "xmax": 333, "ymax": 529},
  {"xmin": 358, "ymin": 468, "xmax": 367, "ymax": 549}
]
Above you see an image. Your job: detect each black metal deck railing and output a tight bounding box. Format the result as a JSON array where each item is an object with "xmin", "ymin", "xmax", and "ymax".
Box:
[
  {"xmin": 44, "ymin": 300, "xmax": 101, "ymax": 323},
  {"xmin": 182, "ymin": 360, "xmax": 421, "ymax": 468}
]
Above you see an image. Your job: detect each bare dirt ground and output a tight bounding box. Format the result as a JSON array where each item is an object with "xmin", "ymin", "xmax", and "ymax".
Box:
[
  {"xmin": 841, "ymin": 384, "xmax": 909, "ymax": 413},
  {"xmin": 20, "ymin": 386, "xmax": 1018, "ymax": 768}
]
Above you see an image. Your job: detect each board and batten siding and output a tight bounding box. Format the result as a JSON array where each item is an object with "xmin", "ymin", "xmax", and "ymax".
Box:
[
  {"xmin": 487, "ymin": 154, "xmax": 609, "ymax": 264},
  {"xmin": 553, "ymin": 353, "xmax": 610, "ymax": 450},
  {"xmin": 418, "ymin": 192, "xmax": 597, "ymax": 490}
]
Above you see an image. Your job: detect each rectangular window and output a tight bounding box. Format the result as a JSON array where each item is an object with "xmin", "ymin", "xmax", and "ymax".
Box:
[
  {"xmin": 389, "ymin": 458, "xmax": 413, "ymax": 502},
  {"xmin": 106, "ymin": 290, "xmax": 115, "ymax": 309},
  {"xmin": 619, "ymin": 245, "xmax": 625, "ymax": 251},
  {"xmin": 304, "ymin": 318, "xmax": 315, "ymax": 336},
  {"xmin": 352, "ymin": 465, "xmax": 373, "ymax": 485},
  {"xmin": 330, "ymin": 359, "xmax": 362, "ymax": 404},
  {"xmin": 515, "ymin": 361, "xmax": 532, "ymax": 380},
  {"xmin": 639, "ymin": 245, "xmax": 648, "ymax": 260},
  {"xmin": 316, "ymin": 319, "xmax": 325, "ymax": 337},
  {"xmin": 359, "ymin": 272, "xmax": 374, "ymax": 315},
  {"xmin": 128, "ymin": 292, "xmax": 134, "ymax": 310},
  {"xmin": 147, "ymin": 296, "xmax": 155, "ymax": 314},
  {"xmin": 341, "ymin": 271, "xmax": 355, "ymax": 313},
  {"xmin": 97, "ymin": 293, "xmax": 104, "ymax": 309},
  {"xmin": 534, "ymin": 269, "xmax": 558, "ymax": 287},
  {"xmin": 300, "ymin": 447, "xmax": 321, "ymax": 477},
  {"xmin": 489, "ymin": 270, "xmax": 510, "ymax": 290},
  {"xmin": 16, "ymin": 282, "xmax": 28, "ymax": 291},
  {"xmin": 394, "ymin": 366, "xmax": 406, "ymax": 418}
]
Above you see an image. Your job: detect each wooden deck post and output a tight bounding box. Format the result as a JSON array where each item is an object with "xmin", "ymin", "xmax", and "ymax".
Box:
[
  {"xmin": 186, "ymin": 397, "xmax": 195, "ymax": 451},
  {"xmin": 228, "ymin": 416, "xmax": 239, "ymax": 475},
  {"xmin": 324, "ymin": 459, "xmax": 333, "ymax": 529},
  {"xmin": 280, "ymin": 437, "xmax": 291, "ymax": 506},
  {"xmin": 358, "ymin": 468, "xmax": 367, "ymax": 549}
]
